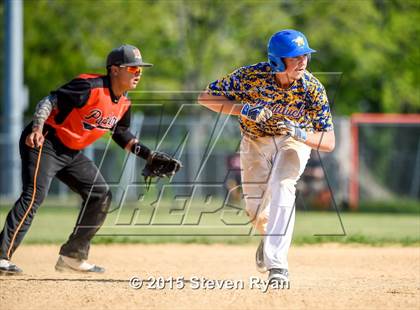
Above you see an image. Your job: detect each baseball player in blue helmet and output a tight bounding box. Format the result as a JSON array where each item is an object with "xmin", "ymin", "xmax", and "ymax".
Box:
[{"xmin": 198, "ymin": 29, "xmax": 335, "ymax": 285}]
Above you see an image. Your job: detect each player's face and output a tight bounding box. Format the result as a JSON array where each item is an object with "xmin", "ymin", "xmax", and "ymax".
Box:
[
  {"xmin": 283, "ymin": 55, "xmax": 308, "ymax": 80},
  {"xmin": 116, "ymin": 66, "xmax": 143, "ymax": 90}
]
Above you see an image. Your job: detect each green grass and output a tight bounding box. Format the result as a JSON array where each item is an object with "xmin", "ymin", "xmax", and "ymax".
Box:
[
  {"xmin": 359, "ymin": 199, "xmax": 420, "ymax": 214},
  {"xmin": 0, "ymin": 200, "xmax": 419, "ymax": 246}
]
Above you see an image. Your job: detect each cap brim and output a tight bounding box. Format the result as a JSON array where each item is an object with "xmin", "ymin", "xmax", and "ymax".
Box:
[
  {"xmin": 289, "ymin": 48, "xmax": 316, "ymax": 57},
  {"xmin": 123, "ymin": 61, "xmax": 153, "ymax": 67}
]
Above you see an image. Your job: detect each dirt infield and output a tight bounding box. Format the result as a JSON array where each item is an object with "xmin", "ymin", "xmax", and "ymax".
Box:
[{"xmin": 1, "ymin": 244, "xmax": 419, "ymax": 309}]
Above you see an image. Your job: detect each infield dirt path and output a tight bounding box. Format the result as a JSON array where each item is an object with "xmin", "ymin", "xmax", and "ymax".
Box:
[{"xmin": 1, "ymin": 244, "xmax": 419, "ymax": 309}]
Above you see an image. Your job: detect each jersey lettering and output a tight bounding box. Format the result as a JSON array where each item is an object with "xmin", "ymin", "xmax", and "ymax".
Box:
[{"xmin": 83, "ymin": 109, "xmax": 119, "ymax": 130}]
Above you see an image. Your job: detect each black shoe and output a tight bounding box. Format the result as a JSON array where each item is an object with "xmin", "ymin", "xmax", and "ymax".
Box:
[
  {"xmin": 55, "ymin": 256, "xmax": 105, "ymax": 273},
  {"xmin": 255, "ymin": 240, "xmax": 267, "ymax": 273},
  {"xmin": 0, "ymin": 259, "xmax": 23, "ymax": 275},
  {"xmin": 268, "ymin": 268, "xmax": 289, "ymax": 284}
]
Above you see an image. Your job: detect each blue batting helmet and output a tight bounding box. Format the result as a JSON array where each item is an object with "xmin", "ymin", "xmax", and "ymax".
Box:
[{"xmin": 267, "ymin": 29, "xmax": 316, "ymax": 72}]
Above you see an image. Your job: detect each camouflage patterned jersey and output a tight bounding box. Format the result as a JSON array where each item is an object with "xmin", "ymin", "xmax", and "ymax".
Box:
[{"xmin": 207, "ymin": 62, "xmax": 333, "ymax": 138}]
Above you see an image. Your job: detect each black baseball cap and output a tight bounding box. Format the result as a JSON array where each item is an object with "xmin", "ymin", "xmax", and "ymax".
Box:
[{"xmin": 106, "ymin": 44, "xmax": 153, "ymax": 68}]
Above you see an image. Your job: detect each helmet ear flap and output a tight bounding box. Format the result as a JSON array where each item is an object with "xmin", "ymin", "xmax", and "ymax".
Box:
[
  {"xmin": 268, "ymin": 54, "xmax": 286, "ymax": 72},
  {"xmin": 279, "ymin": 58, "xmax": 286, "ymax": 71}
]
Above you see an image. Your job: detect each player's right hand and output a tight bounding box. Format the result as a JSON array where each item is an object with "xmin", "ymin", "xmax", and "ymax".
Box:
[
  {"xmin": 240, "ymin": 103, "xmax": 273, "ymax": 123},
  {"xmin": 25, "ymin": 128, "xmax": 44, "ymax": 148}
]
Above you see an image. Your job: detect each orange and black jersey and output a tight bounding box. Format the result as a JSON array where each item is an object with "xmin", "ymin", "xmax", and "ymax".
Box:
[{"xmin": 45, "ymin": 74, "xmax": 135, "ymax": 150}]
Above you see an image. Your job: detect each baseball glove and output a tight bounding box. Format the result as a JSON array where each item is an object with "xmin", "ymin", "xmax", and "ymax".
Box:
[{"xmin": 142, "ymin": 151, "xmax": 182, "ymax": 187}]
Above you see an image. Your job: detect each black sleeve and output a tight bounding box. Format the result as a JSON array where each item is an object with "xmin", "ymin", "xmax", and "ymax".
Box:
[
  {"xmin": 51, "ymin": 78, "xmax": 92, "ymax": 124},
  {"xmin": 112, "ymin": 106, "xmax": 137, "ymax": 149},
  {"xmin": 52, "ymin": 78, "xmax": 91, "ymax": 108}
]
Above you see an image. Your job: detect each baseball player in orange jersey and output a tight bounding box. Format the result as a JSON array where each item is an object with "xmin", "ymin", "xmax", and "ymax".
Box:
[
  {"xmin": 0, "ymin": 45, "xmax": 179, "ymax": 275},
  {"xmin": 198, "ymin": 29, "xmax": 335, "ymax": 284}
]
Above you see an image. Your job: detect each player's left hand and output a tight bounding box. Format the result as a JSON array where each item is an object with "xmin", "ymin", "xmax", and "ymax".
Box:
[
  {"xmin": 141, "ymin": 151, "xmax": 182, "ymax": 186},
  {"xmin": 277, "ymin": 119, "xmax": 307, "ymax": 142}
]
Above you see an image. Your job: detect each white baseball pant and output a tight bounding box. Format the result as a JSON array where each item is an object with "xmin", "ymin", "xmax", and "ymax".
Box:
[{"xmin": 240, "ymin": 134, "xmax": 311, "ymax": 270}]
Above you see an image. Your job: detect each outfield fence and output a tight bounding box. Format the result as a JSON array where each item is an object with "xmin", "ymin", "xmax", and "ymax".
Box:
[{"xmin": 1, "ymin": 113, "xmax": 419, "ymax": 211}]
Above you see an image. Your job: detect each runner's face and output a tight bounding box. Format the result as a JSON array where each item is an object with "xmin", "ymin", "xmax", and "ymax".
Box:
[{"xmin": 283, "ymin": 55, "xmax": 308, "ymax": 80}]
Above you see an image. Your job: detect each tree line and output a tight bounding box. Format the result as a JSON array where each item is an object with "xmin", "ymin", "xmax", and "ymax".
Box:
[{"xmin": 1, "ymin": 0, "xmax": 419, "ymax": 116}]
